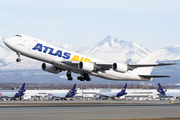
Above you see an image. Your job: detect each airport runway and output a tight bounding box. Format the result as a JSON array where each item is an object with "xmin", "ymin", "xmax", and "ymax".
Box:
[{"xmin": 0, "ymin": 100, "xmax": 180, "ymax": 120}]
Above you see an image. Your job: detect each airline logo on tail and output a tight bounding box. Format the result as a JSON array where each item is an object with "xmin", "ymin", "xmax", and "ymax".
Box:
[
  {"xmin": 65, "ymin": 84, "xmax": 77, "ymax": 98},
  {"xmin": 157, "ymin": 83, "xmax": 166, "ymax": 96},
  {"xmin": 15, "ymin": 83, "xmax": 26, "ymax": 98},
  {"xmin": 116, "ymin": 83, "xmax": 127, "ymax": 97},
  {"xmin": 18, "ymin": 83, "xmax": 26, "ymax": 93}
]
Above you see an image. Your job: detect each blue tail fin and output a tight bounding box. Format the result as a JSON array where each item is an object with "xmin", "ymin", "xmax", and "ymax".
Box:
[
  {"xmin": 157, "ymin": 83, "xmax": 165, "ymax": 96},
  {"xmin": 121, "ymin": 83, "xmax": 127, "ymax": 93},
  {"xmin": 18, "ymin": 83, "xmax": 26, "ymax": 93},
  {"xmin": 66, "ymin": 84, "xmax": 77, "ymax": 98},
  {"xmin": 15, "ymin": 83, "xmax": 26, "ymax": 98},
  {"xmin": 69, "ymin": 84, "xmax": 77, "ymax": 94},
  {"xmin": 116, "ymin": 83, "xmax": 127, "ymax": 97}
]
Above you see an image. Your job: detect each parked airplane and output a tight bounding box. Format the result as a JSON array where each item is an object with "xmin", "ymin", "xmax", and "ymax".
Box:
[
  {"xmin": 157, "ymin": 83, "xmax": 180, "ymax": 100},
  {"xmin": 97, "ymin": 83, "xmax": 127, "ymax": 100},
  {"xmin": 46, "ymin": 84, "xmax": 77, "ymax": 100},
  {"xmin": 4, "ymin": 34, "xmax": 175, "ymax": 81},
  {"xmin": 0, "ymin": 83, "xmax": 26, "ymax": 100}
]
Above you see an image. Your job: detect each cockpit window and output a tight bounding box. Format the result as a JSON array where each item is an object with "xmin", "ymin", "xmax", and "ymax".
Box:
[{"xmin": 15, "ymin": 34, "xmax": 22, "ymax": 37}]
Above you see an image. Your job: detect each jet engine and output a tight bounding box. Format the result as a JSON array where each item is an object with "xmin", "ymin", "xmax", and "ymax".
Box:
[
  {"xmin": 112, "ymin": 63, "xmax": 128, "ymax": 73},
  {"xmin": 78, "ymin": 62, "xmax": 94, "ymax": 72},
  {"xmin": 42, "ymin": 63, "xmax": 62, "ymax": 74}
]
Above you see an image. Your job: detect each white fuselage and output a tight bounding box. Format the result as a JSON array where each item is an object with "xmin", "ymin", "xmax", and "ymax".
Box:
[
  {"xmin": 0, "ymin": 92, "xmax": 17, "ymax": 98},
  {"xmin": 4, "ymin": 34, "xmax": 150, "ymax": 81},
  {"xmin": 100, "ymin": 91, "xmax": 119, "ymax": 98},
  {"xmin": 45, "ymin": 92, "xmax": 68, "ymax": 98}
]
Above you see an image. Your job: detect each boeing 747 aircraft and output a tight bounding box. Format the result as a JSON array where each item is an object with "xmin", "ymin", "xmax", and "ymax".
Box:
[{"xmin": 4, "ymin": 34, "xmax": 175, "ymax": 81}]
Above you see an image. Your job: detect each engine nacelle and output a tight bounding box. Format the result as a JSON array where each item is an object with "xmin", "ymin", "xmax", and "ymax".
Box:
[
  {"xmin": 112, "ymin": 63, "xmax": 128, "ymax": 73},
  {"xmin": 78, "ymin": 62, "xmax": 94, "ymax": 72},
  {"xmin": 42, "ymin": 63, "xmax": 62, "ymax": 74}
]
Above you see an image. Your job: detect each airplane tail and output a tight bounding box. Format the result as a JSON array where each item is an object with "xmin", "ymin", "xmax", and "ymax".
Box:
[
  {"xmin": 69, "ymin": 84, "xmax": 77, "ymax": 94},
  {"xmin": 157, "ymin": 83, "xmax": 166, "ymax": 96},
  {"xmin": 121, "ymin": 83, "xmax": 127, "ymax": 93},
  {"xmin": 15, "ymin": 83, "xmax": 26, "ymax": 98},
  {"xmin": 116, "ymin": 83, "xmax": 127, "ymax": 97},
  {"xmin": 18, "ymin": 83, "xmax": 26, "ymax": 93},
  {"xmin": 66, "ymin": 84, "xmax": 77, "ymax": 98},
  {"xmin": 134, "ymin": 52, "xmax": 159, "ymax": 75}
]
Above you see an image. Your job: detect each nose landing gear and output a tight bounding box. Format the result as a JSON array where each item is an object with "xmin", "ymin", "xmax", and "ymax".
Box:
[{"xmin": 16, "ymin": 53, "xmax": 21, "ymax": 62}]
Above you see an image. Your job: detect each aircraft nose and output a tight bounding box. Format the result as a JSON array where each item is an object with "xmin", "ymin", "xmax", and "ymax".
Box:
[
  {"xmin": 4, "ymin": 37, "xmax": 17, "ymax": 50},
  {"xmin": 3, "ymin": 38, "xmax": 10, "ymax": 47}
]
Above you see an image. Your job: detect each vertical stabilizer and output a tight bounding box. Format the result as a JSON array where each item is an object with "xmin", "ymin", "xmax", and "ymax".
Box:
[
  {"xmin": 66, "ymin": 84, "xmax": 77, "ymax": 98},
  {"xmin": 18, "ymin": 83, "xmax": 26, "ymax": 93},
  {"xmin": 134, "ymin": 52, "xmax": 160, "ymax": 75},
  {"xmin": 15, "ymin": 83, "xmax": 26, "ymax": 98},
  {"xmin": 116, "ymin": 83, "xmax": 127, "ymax": 97},
  {"xmin": 121, "ymin": 83, "xmax": 127, "ymax": 93},
  {"xmin": 69, "ymin": 84, "xmax": 76, "ymax": 94},
  {"xmin": 157, "ymin": 83, "xmax": 166, "ymax": 96}
]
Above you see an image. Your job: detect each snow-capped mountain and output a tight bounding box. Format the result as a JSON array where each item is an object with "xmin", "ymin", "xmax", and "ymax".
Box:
[
  {"xmin": 50, "ymin": 40, "xmax": 77, "ymax": 52},
  {"xmin": 76, "ymin": 35, "xmax": 151, "ymax": 63},
  {"xmin": 156, "ymin": 45, "xmax": 180, "ymax": 61}
]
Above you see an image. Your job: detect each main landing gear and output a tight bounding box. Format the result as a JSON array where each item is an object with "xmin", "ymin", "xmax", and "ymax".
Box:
[
  {"xmin": 66, "ymin": 71, "xmax": 91, "ymax": 81},
  {"xmin": 66, "ymin": 71, "xmax": 73, "ymax": 80},
  {"xmin": 16, "ymin": 53, "xmax": 21, "ymax": 62},
  {"xmin": 77, "ymin": 73, "xmax": 91, "ymax": 81}
]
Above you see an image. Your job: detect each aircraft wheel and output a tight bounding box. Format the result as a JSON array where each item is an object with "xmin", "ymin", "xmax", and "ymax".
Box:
[
  {"xmin": 68, "ymin": 77, "xmax": 73, "ymax": 80},
  {"xmin": 16, "ymin": 58, "xmax": 21, "ymax": 62},
  {"xmin": 86, "ymin": 77, "xmax": 91, "ymax": 81},
  {"xmin": 77, "ymin": 76, "xmax": 81, "ymax": 80},
  {"xmin": 80, "ymin": 78, "xmax": 84, "ymax": 81}
]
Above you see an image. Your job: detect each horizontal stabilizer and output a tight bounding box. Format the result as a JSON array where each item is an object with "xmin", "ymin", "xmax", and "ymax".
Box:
[
  {"xmin": 139, "ymin": 75, "xmax": 171, "ymax": 79},
  {"xmin": 128, "ymin": 63, "xmax": 176, "ymax": 69}
]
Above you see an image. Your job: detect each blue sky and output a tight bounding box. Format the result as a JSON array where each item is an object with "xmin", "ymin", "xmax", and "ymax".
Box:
[{"xmin": 0, "ymin": 0, "xmax": 180, "ymax": 50}]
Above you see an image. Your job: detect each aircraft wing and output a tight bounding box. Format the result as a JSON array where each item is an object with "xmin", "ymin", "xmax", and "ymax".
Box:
[
  {"xmin": 61, "ymin": 61, "xmax": 112, "ymax": 70},
  {"xmin": 61, "ymin": 61, "xmax": 79, "ymax": 68},
  {"xmin": 61, "ymin": 61, "xmax": 176, "ymax": 71}
]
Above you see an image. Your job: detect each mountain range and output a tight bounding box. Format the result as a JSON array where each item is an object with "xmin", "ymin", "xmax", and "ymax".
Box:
[{"xmin": 0, "ymin": 35, "xmax": 180, "ymax": 84}]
